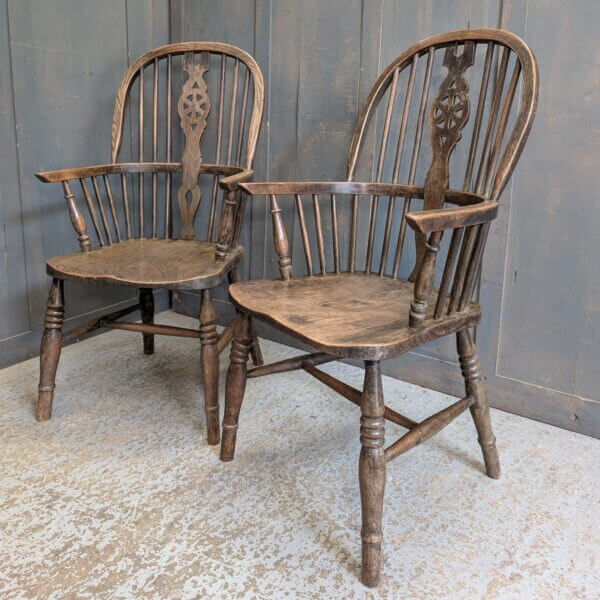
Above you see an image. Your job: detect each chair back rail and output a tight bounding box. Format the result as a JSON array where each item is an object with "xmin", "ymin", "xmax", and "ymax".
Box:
[{"xmin": 41, "ymin": 42, "xmax": 264, "ymax": 248}]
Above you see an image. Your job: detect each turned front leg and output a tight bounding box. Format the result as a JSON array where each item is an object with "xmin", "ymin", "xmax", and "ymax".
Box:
[
  {"xmin": 220, "ymin": 313, "xmax": 250, "ymax": 461},
  {"xmin": 139, "ymin": 288, "xmax": 155, "ymax": 355},
  {"xmin": 200, "ymin": 289, "xmax": 220, "ymax": 445},
  {"xmin": 457, "ymin": 329, "xmax": 500, "ymax": 479},
  {"xmin": 37, "ymin": 279, "xmax": 65, "ymax": 421},
  {"xmin": 359, "ymin": 360, "xmax": 386, "ymax": 587}
]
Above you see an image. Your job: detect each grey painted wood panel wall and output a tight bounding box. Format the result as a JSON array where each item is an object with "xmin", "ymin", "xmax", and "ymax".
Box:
[
  {"xmin": 1, "ymin": 1, "xmax": 598, "ymax": 438},
  {"xmin": 171, "ymin": 0, "xmax": 600, "ymax": 438},
  {"xmin": 0, "ymin": 0, "xmax": 169, "ymax": 368}
]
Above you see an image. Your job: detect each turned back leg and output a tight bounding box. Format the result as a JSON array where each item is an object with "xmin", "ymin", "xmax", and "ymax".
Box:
[
  {"xmin": 227, "ymin": 268, "xmax": 263, "ymax": 366},
  {"xmin": 37, "ymin": 278, "xmax": 65, "ymax": 421},
  {"xmin": 139, "ymin": 288, "xmax": 154, "ymax": 355},
  {"xmin": 200, "ymin": 288, "xmax": 220, "ymax": 445},
  {"xmin": 220, "ymin": 312, "xmax": 250, "ymax": 462},
  {"xmin": 359, "ymin": 360, "xmax": 386, "ymax": 587},
  {"xmin": 457, "ymin": 329, "xmax": 500, "ymax": 479}
]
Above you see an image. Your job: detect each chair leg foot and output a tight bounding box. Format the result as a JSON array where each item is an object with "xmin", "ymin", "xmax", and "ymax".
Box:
[
  {"xmin": 37, "ymin": 279, "xmax": 64, "ymax": 421},
  {"xmin": 200, "ymin": 289, "xmax": 220, "ymax": 445},
  {"xmin": 220, "ymin": 313, "xmax": 250, "ymax": 462},
  {"xmin": 248, "ymin": 319, "xmax": 264, "ymax": 367},
  {"xmin": 359, "ymin": 360, "xmax": 386, "ymax": 587},
  {"xmin": 457, "ymin": 329, "xmax": 500, "ymax": 479},
  {"xmin": 139, "ymin": 288, "xmax": 154, "ymax": 355}
]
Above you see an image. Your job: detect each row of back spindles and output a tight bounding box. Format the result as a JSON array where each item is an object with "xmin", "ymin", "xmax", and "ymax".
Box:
[
  {"xmin": 118, "ymin": 52, "xmax": 255, "ymax": 240},
  {"xmin": 291, "ymin": 192, "xmax": 430, "ymax": 279},
  {"xmin": 271, "ymin": 192, "xmax": 487, "ymax": 318},
  {"xmin": 63, "ymin": 171, "xmax": 226, "ymax": 245},
  {"xmin": 366, "ymin": 41, "xmax": 522, "ymax": 199}
]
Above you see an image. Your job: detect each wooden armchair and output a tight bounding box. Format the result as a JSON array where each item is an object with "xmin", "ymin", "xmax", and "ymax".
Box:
[
  {"xmin": 35, "ymin": 42, "xmax": 265, "ymax": 445},
  {"xmin": 218, "ymin": 29, "xmax": 538, "ymax": 586}
]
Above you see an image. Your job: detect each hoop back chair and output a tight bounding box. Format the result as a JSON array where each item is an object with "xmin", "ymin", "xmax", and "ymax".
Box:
[
  {"xmin": 219, "ymin": 29, "xmax": 538, "ymax": 586},
  {"xmin": 35, "ymin": 42, "xmax": 265, "ymax": 445}
]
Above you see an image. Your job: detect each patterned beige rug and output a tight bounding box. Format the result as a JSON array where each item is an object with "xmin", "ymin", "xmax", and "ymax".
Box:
[{"xmin": 1, "ymin": 311, "xmax": 598, "ymax": 599}]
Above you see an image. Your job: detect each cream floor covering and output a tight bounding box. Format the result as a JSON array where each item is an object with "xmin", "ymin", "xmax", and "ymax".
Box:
[{"xmin": 1, "ymin": 311, "xmax": 599, "ymax": 599}]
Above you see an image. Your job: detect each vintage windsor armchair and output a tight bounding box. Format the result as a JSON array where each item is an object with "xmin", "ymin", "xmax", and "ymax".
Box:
[
  {"xmin": 219, "ymin": 29, "xmax": 538, "ymax": 586},
  {"xmin": 35, "ymin": 42, "xmax": 265, "ymax": 445}
]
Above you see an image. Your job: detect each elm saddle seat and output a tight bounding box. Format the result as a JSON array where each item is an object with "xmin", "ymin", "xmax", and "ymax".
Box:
[
  {"xmin": 46, "ymin": 238, "xmax": 243, "ymax": 289},
  {"xmin": 229, "ymin": 273, "xmax": 480, "ymax": 360}
]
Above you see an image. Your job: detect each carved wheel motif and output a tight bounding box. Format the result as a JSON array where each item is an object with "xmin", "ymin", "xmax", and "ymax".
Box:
[{"xmin": 177, "ymin": 53, "xmax": 211, "ymax": 240}]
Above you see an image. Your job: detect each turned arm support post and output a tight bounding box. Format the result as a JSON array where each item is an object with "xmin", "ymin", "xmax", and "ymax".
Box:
[
  {"xmin": 269, "ymin": 194, "xmax": 292, "ymax": 280},
  {"xmin": 61, "ymin": 181, "xmax": 91, "ymax": 252},
  {"xmin": 215, "ymin": 168, "xmax": 254, "ymax": 260},
  {"xmin": 409, "ymin": 230, "xmax": 442, "ymax": 327}
]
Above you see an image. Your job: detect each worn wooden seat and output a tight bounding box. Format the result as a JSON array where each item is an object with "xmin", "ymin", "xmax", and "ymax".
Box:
[
  {"xmin": 230, "ymin": 274, "xmax": 480, "ymax": 360},
  {"xmin": 47, "ymin": 239, "xmax": 242, "ymax": 289},
  {"xmin": 219, "ymin": 29, "xmax": 539, "ymax": 588},
  {"xmin": 35, "ymin": 42, "xmax": 266, "ymax": 445}
]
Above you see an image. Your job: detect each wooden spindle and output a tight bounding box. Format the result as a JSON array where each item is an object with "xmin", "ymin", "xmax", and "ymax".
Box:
[
  {"xmin": 226, "ymin": 59, "xmax": 239, "ymax": 165},
  {"xmin": 165, "ymin": 54, "xmax": 172, "ymax": 239},
  {"xmin": 409, "ymin": 230, "xmax": 442, "ymax": 327},
  {"xmin": 392, "ymin": 55, "xmax": 418, "ymax": 182},
  {"xmin": 92, "ymin": 176, "xmax": 112, "ymax": 244},
  {"xmin": 270, "ymin": 194, "xmax": 292, "ymax": 280},
  {"xmin": 80, "ymin": 178, "xmax": 104, "ymax": 245},
  {"xmin": 365, "ymin": 195, "xmax": 378, "ymax": 273},
  {"xmin": 483, "ymin": 60, "xmax": 521, "ymax": 197},
  {"xmin": 103, "ymin": 175, "xmax": 121, "ymax": 242},
  {"xmin": 152, "ymin": 58, "xmax": 158, "ymax": 237},
  {"xmin": 120, "ymin": 174, "xmax": 132, "ymax": 239},
  {"xmin": 474, "ymin": 46, "xmax": 510, "ymax": 195},
  {"xmin": 139, "ymin": 65, "xmax": 144, "ymax": 237},
  {"xmin": 392, "ymin": 48, "xmax": 434, "ymax": 278},
  {"xmin": 392, "ymin": 197, "xmax": 411, "ymax": 278},
  {"xmin": 378, "ymin": 196, "xmax": 395, "ymax": 276},
  {"xmin": 209, "ymin": 54, "xmax": 226, "ymax": 239},
  {"xmin": 313, "ymin": 194, "xmax": 327, "ymax": 275},
  {"xmin": 463, "ymin": 42, "xmax": 494, "ymax": 191},
  {"xmin": 458, "ymin": 222, "xmax": 488, "ymax": 311},
  {"xmin": 434, "ymin": 227, "xmax": 463, "ymax": 318},
  {"xmin": 295, "ymin": 194, "xmax": 313, "ymax": 276},
  {"xmin": 447, "ymin": 224, "xmax": 478, "ymax": 314},
  {"xmin": 375, "ymin": 67, "xmax": 399, "ymax": 180},
  {"xmin": 62, "ymin": 181, "xmax": 91, "ymax": 252},
  {"xmin": 331, "ymin": 194, "xmax": 340, "ymax": 274},
  {"xmin": 408, "ymin": 47, "xmax": 434, "ymax": 185},
  {"xmin": 236, "ymin": 69, "xmax": 250, "ymax": 165},
  {"xmin": 349, "ymin": 194, "xmax": 358, "ymax": 273}
]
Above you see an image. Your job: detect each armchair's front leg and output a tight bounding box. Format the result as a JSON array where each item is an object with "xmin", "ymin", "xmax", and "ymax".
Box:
[
  {"xmin": 359, "ymin": 360, "xmax": 386, "ymax": 587},
  {"xmin": 37, "ymin": 279, "xmax": 65, "ymax": 421}
]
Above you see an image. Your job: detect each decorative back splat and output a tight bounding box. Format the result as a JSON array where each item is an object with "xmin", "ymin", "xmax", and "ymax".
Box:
[
  {"xmin": 409, "ymin": 42, "xmax": 475, "ymax": 280},
  {"xmin": 177, "ymin": 52, "xmax": 211, "ymax": 240}
]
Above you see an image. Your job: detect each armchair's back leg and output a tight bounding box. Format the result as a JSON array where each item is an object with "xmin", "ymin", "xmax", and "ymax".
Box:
[
  {"xmin": 139, "ymin": 288, "xmax": 155, "ymax": 355},
  {"xmin": 227, "ymin": 268, "xmax": 263, "ymax": 366},
  {"xmin": 200, "ymin": 288, "xmax": 220, "ymax": 445},
  {"xmin": 359, "ymin": 360, "xmax": 386, "ymax": 587},
  {"xmin": 220, "ymin": 312, "xmax": 250, "ymax": 461},
  {"xmin": 37, "ymin": 278, "xmax": 65, "ymax": 421},
  {"xmin": 248, "ymin": 319, "xmax": 264, "ymax": 366},
  {"xmin": 457, "ymin": 329, "xmax": 501, "ymax": 479}
]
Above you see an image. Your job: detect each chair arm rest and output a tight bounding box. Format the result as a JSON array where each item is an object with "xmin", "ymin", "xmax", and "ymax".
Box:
[
  {"xmin": 405, "ymin": 201, "xmax": 498, "ymax": 234},
  {"xmin": 238, "ymin": 180, "xmax": 426, "ymax": 198},
  {"xmin": 219, "ymin": 168, "xmax": 254, "ymax": 190},
  {"xmin": 35, "ymin": 162, "xmax": 184, "ymax": 183}
]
